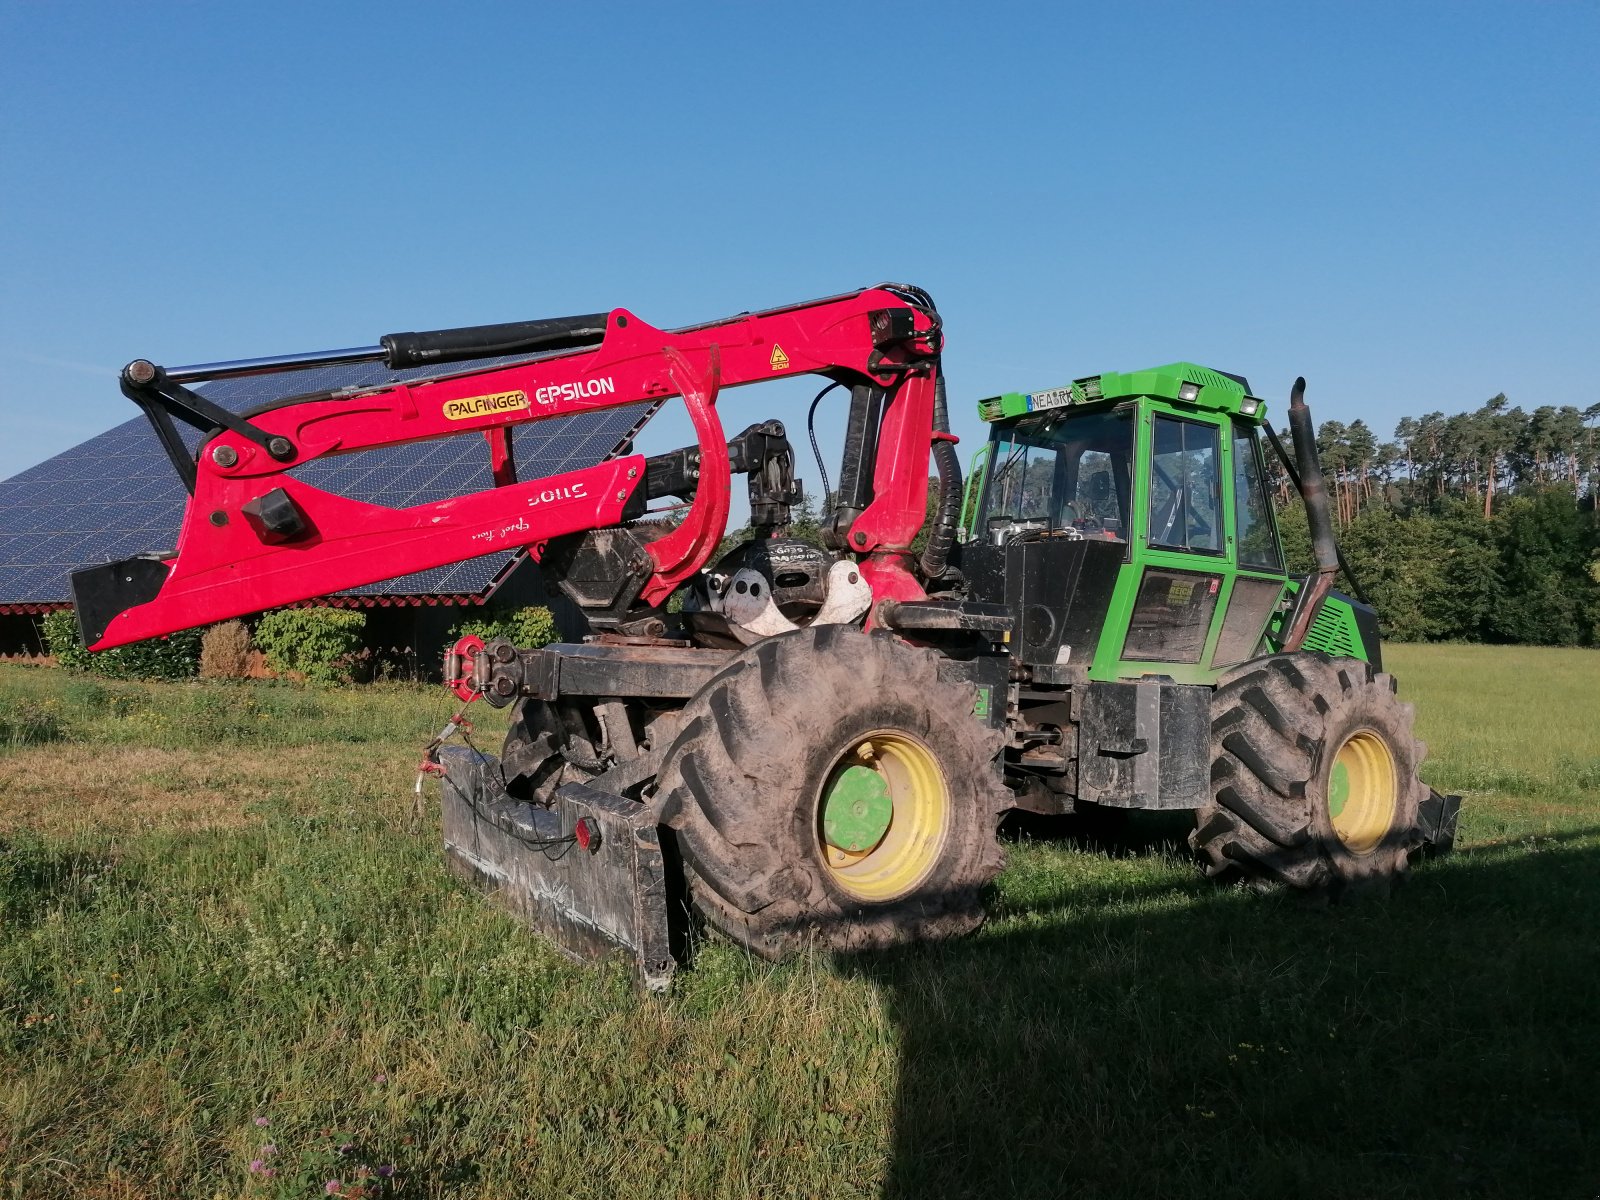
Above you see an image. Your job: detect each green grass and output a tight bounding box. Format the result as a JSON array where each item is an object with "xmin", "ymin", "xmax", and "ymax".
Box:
[{"xmin": 1, "ymin": 645, "xmax": 1597, "ymax": 1199}]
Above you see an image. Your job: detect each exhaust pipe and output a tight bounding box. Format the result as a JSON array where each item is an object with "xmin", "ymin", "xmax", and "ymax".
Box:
[{"xmin": 1282, "ymin": 377, "xmax": 1339, "ymax": 651}]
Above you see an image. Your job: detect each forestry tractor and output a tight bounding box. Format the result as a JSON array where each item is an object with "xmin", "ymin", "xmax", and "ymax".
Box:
[{"xmin": 75, "ymin": 284, "xmax": 1459, "ymax": 988}]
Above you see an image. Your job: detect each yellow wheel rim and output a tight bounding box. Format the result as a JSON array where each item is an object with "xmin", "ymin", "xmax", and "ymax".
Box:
[
  {"xmin": 1327, "ymin": 729, "xmax": 1398, "ymax": 855},
  {"xmin": 817, "ymin": 731, "xmax": 949, "ymax": 902}
]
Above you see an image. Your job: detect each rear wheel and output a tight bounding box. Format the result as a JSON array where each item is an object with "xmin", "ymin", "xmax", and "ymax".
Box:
[
  {"xmin": 1191, "ymin": 653, "xmax": 1426, "ymax": 896},
  {"xmin": 655, "ymin": 625, "xmax": 1009, "ymax": 958}
]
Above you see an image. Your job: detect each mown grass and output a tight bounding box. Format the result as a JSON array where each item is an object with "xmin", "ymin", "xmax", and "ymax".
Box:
[{"xmin": 0, "ymin": 645, "xmax": 1597, "ymax": 1199}]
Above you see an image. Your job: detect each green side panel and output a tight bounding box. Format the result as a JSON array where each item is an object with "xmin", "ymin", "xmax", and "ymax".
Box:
[
  {"xmin": 1301, "ymin": 595, "xmax": 1373, "ymax": 664},
  {"xmin": 1264, "ymin": 585, "xmax": 1374, "ymax": 664}
]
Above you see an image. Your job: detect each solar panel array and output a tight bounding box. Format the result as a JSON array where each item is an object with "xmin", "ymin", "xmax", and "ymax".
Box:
[{"xmin": 0, "ymin": 353, "xmax": 657, "ymax": 605}]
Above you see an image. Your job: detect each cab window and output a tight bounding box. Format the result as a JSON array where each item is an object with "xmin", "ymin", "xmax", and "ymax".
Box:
[
  {"xmin": 978, "ymin": 409, "xmax": 1134, "ymax": 545},
  {"xmin": 1231, "ymin": 421, "xmax": 1283, "ymax": 570},
  {"xmin": 1147, "ymin": 416, "xmax": 1221, "ymax": 554}
]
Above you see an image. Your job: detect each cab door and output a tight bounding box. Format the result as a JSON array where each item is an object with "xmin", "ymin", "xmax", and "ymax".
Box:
[
  {"xmin": 1091, "ymin": 409, "xmax": 1286, "ymax": 683},
  {"xmin": 1211, "ymin": 420, "xmax": 1287, "ymax": 668},
  {"xmin": 1094, "ymin": 409, "xmax": 1227, "ymax": 682}
]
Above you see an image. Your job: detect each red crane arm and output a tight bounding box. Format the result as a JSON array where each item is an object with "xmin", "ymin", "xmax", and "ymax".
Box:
[{"xmin": 75, "ymin": 286, "xmax": 943, "ymax": 650}]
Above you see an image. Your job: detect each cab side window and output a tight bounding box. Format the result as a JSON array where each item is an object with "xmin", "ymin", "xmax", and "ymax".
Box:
[
  {"xmin": 1147, "ymin": 416, "xmax": 1221, "ymax": 553},
  {"xmin": 1231, "ymin": 421, "xmax": 1283, "ymax": 570}
]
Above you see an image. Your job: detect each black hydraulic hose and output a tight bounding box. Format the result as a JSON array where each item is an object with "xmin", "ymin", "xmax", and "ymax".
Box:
[
  {"xmin": 919, "ymin": 369, "xmax": 962, "ymax": 580},
  {"xmin": 807, "ymin": 382, "xmax": 841, "ymax": 508}
]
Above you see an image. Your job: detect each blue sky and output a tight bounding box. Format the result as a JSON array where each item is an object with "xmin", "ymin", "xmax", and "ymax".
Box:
[{"xmin": 3, "ymin": 1, "xmax": 1596, "ymax": 499}]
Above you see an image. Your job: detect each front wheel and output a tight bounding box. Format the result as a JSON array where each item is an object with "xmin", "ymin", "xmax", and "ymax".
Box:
[
  {"xmin": 655, "ymin": 625, "xmax": 1010, "ymax": 958},
  {"xmin": 1191, "ymin": 653, "xmax": 1427, "ymax": 896}
]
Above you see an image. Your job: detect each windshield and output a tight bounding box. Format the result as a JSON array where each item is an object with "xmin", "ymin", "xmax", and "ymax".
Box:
[{"xmin": 977, "ymin": 408, "xmax": 1134, "ymax": 542}]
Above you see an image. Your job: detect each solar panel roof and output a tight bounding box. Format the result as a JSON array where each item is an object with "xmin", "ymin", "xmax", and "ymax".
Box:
[{"xmin": 0, "ymin": 353, "xmax": 658, "ymax": 606}]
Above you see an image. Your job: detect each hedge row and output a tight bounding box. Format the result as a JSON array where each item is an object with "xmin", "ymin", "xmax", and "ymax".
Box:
[{"xmin": 39, "ymin": 604, "xmax": 558, "ymax": 683}]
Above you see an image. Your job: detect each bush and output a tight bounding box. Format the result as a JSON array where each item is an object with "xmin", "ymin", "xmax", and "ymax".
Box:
[
  {"xmin": 41, "ymin": 610, "xmax": 89, "ymax": 669},
  {"xmin": 253, "ymin": 608, "xmax": 368, "ymax": 684},
  {"xmin": 42, "ymin": 608, "xmax": 200, "ymax": 680},
  {"xmin": 199, "ymin": 620, "xmax": 254, "ymax": 679},
  {"xmin": 445, "ymin": 604, "xmax": 559, "ymax": 650}
]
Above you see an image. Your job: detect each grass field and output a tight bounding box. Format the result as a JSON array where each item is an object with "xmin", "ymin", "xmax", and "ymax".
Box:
[{"xmin": 1, "ymin": 644, "xmax": 1597, "ymax": 1199}]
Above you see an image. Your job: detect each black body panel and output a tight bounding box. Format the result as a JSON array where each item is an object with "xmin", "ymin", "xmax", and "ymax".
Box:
[
  {"xmin": 70, "ymin": 555, "xmax": 171, "ymax": 648},
  {"xmin": 437, "ymin": 747, "xmax": 675, "ymax": 991},
  {"xmin": 1341, "ymin": 591, "xmax": 1384, "ymax": 672},
  {"xmin": 1076, "ymin": 679, "xmax": 1211, "ymax": 810},
  {"xmin": 961, "ymin": 537, "xmax": 1123, "ymax": 669},
  {"xmin": 510, "ymin": 642, "xmax": 736, "ymax": 702}
]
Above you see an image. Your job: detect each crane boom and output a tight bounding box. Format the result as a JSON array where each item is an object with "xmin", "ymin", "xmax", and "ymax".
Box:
[{"xmin": 74, "ymin": 285, "xmax": 946, "ymax": 649}]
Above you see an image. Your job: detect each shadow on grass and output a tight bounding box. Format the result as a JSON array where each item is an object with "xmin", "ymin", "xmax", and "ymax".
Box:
[
  {"xmin": 846, "ymin": 832, "xmax": 1600, "ymax": 1200},
  {"xmin": 1003, "ymin": 807, "xmax": 1200, "ymax": 858}
]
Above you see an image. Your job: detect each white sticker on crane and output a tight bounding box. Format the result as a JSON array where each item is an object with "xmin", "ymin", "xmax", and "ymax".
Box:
[{"xmin": 533, "ymin": 377, "xmax": 617, "ymax": 406}]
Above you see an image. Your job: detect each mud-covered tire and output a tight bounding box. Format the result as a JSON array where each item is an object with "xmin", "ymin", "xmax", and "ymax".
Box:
[
  {"xmin": 1191, "ymin": 653, "xmax": 1427, "ymax": 897},
  {"xmin": 655, "ymin": 625, "xmax": 1010, "ymax": 959}
]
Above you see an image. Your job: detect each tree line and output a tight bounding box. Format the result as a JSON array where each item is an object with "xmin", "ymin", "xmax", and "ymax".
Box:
[
  {"xmin": 1271, "ymin": 396, "xmax": 1600, "ymax": 523},
  {"xmin": 1270, "ymin": 397, "xmax": 1600, "ymax": 646}
]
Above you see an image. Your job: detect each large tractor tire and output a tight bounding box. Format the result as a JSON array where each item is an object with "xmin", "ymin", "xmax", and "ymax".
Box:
[
  {"xmin": 655, "ymin": 624, "xmax": 1010, "ymax": 959},
  {"xmin": 1191, "ymin": 653, "xmax": 1427, "ymax": 897}
]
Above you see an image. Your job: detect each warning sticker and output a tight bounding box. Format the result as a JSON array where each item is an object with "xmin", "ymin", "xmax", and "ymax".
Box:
[
  {"xmin": 769, "ymin": 344, "xmax": 791, "ymax": 371},
  {"xmin": 443, "ymin": 391, "xmax": 531, "ymax": 421}
]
